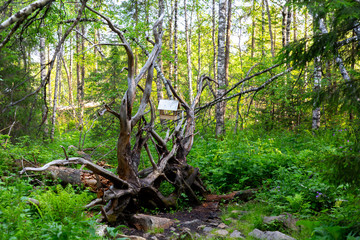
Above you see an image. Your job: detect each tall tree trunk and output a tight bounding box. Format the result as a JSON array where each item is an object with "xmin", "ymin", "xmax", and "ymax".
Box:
[
  {"xmin": 312, "ymin": 15, "xmax": 321, "ymax": 130},
  {"xmin": 224, "ymin": 0, "xmax": 232, "ymax": 86},
  {"xmin": 174, "ymin": 0, "xmax": 178, "ymax": 86},
  {"xmin": 169, "ymin": 0, "xmax": 174, "ymax": 80},
  {"xmin": 264, "ymin": 0, "xmax": 274, "ymax": 57},
  {"xmin": 51, "ymin": 26, "xmax": 62, "ymax": 140},
  {"xmin": 79, "ymin": 25, "xmax": 85, "ymax": 148},
  {"xmin": 212, "ymin": 0, "xmax": 217, "ymax": 81},
  {"xmin": 216, "ymin": 0, "xmax": 226, "ymax": 136},
  {"xmin": 312, "ymin": 56, "xmax": 321, "ymax": 130},
  {"xmin": 251, "ymin": 0, "xmax": 256, "ymax": 58},
  {"xmin": 184, "ymin": 0, "xmax": 193, "ymax": 102},
  {"xmin": 261, "ymin": 0, "xmax": 265, "ymax": 56},
  {"xmin": 40, "ymin": 23, "xmax": 48, "ymax": 137},
  {"xmin": 196, "ymin": 4, "xmax": 201, "ymax": 82},
  {"xmin": 282, "ymin": 5, "xmax": 287, "ymax": 47},
  {"xmin": 69, "ymin": 35, "xmax": 75, "ymax": 118},
  {"xmin": 286, "ymin": 4, "xmax": 291, "ymax": 45},
  {"xmin": 156, "ymin": 0, "xmax": 164, "ymax": 102},
  {"xmin": 293, "ymin": 8, "xmax": 297, "ymax": 41}
]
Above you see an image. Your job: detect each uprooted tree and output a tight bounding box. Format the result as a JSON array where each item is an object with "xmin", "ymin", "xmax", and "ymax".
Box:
[
  {"xmin": 17, "ymin": 0, "xmax": 209, "ymax": 223},
  {"xmin": 2, "ymin": 0, "xmax": 293, "ymax": 223}
]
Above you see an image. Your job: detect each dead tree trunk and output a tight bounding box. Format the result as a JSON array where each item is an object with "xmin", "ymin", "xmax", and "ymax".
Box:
[{"xmin": 21, "ymin": 1, "xmax": 207, "ymax": 223}]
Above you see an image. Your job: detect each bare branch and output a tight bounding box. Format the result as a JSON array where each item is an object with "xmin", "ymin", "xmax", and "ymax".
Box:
[
  {"xmin": 20, "ymin": 157, "xmax": 130, "ymax": 188},
  {"xmin": 0, "ymin": 16, "xmax": 26, "ymax": 50},
  {"xmin": 196, "ymin": 67, "xmax": 293, "ymax": 113},
  {"xmin": 105, "ymin": 104, "xmax": 121, "ymax": 119},
  {"xmin": 2, "ymin": 1, "xmax": 87, "ymax": 112},
  {"xmin": 73, "ymin": 28, "xmax": 106, "ymax": 58},
  {"xmin": 0, "ymin": 0, "xmax": 53, "ymax": 31}
]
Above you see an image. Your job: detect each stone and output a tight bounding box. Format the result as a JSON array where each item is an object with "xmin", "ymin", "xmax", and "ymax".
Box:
[
  {"xmin": 230, "ymin": 230, "xmax": 245, "ymax": 239},
  {"xmin": 203, "ymin": 226, "xmax": 214, "ymax": 233},
  {"xmin": 248, "ymin": 229, "xmax": 296, "ymax": 240},
  {"xmin": 130, "ymin": 214, "xmax": 174, "ymax": 231},
  {"xmin": 181, "ymin": 219, "xmax": 201, "ymax": 226},
  {"xmin": 179, "ymin": 228, "xmax": 194, "ymax": 240},
  {"xmin": 215, "ymin": 229, "xmax": 229, "ymax": 236},
  {"xmin": 143, "ymin": 233, "xmax": 151, "ymax": 238},
  {"xmin": 263, "ymin": 215, "xmax": 287, "ymax": 224},
  {"xmin": 116, "ymin": 234, "xmax": 146, "ymax": 240},
  {"xmin": 95, "ymin": 224, "xmax": 107, "ymax": 237},
  {"xmin": 170, "ymin": 227, "xmax": 177, "ymax": 232},
  {"xmin": 197, "ymin": 225, "xmax": 206, "ymax": 230},
  {"xmin": 217, "ymin": 223, "xmax": 228, "ymax": 229},
  {"xmin": 263, "ymin": 213, "xmax": 298, "ymax": 230}
]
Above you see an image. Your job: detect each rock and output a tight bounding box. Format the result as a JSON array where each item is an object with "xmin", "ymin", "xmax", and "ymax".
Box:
[
  {"xmin": 150, "ymin": 236, "xmax": 158, "ymax": 240},
  {"xmin": 197, "ymin": 225, "xmax": 206, "ymax": 230},
  {"xmin": 217, "ymin": 223, "xmax": 228, "ymax": 229},
  {"xmin": 230, "ymin": 230, "xmax": 245, "ymax": 239},
  {"xmin": 170, "ymin": 227, "xmax": 177, "ymax": 232},
  {"xmin": 130, "ymin": 214, "xmax": 174, "ymax": 231},
  {"xmin": 95, "ymin": 224, "xmax": 107, "ymax": 237},
  {"xmin": 143, "ymin": 233, "xmax": 151, "ymax": 238},
  {"xmin": 179, "ymin": 228, "xmax": 193, "ymax": 240},
  {"xmin": 215, "ymin": 229, "xmax": 229, "ymax": 236},
  {"xmin": 116, "ymin": 234, "xmax": 146, "ymax": 240},
  {"xmin": 248, "ymin": 229, "xmax": 296, "ymax": 240},
  {"xmin": 263, "ymin": 213, "xmax": 298, "ymax": 230},
  {"xmin": 208, "ymin": 220, "xmax": 220, "ymax": 227},
  {"xmin": 203, "ymin": 226, "xmax": 214, "ymax": 233},
  {"xmin": 181, "ymin": 219, "xmax": 202, "ymax": 226},
  {"xmin": 263, "ymin": 215, "xmax": 287, "ymax": 224}
]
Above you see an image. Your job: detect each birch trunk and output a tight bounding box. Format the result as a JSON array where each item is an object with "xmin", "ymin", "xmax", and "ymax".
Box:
[
  {"xmin": 281, "ymin": 5, "xmax": 287, "ymax": 47},
  {"xmin": 216, "ymin": 0, "xmax": 226, "ymax": 136},
  {"xmin": 156, "ymin": 0, "xmax": 164, "ymax": 102},
  {"xmin": 184, "ymin": 0, "xmax": 193, "ymax": 102},
  {"xmin": 224, "ymin": 0, "xmax": 232, "ymax": 86},
  {"xmin": 318, "ymin": 18, "xmax": 351, "ymax": 82},
  {"xmin": 212, "ymin": 0, "xmax": 217, "ymax": 81},
  {"xmin": 50, "ymin": 27, "xmax": 62, "ymax": 140},
  {"xmin": 286, "ymin": 4, "xmax": 291, "ymax": 45},
  {"xmin": 40, "ymin": 23, "xmax": 48, "ymax": 137},
  {"xmin": 174, "ymin": 0, "xmax": 178, "ymax": 86},
  {"xmin": 312, "ymin": 56, "xmax": 321, "ymax": 130}
]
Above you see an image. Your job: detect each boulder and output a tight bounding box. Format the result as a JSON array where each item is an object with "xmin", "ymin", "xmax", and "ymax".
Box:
[
  {"xmin": 249, "ymin": 229, "xmax": 296, "ymax": 240},
  {"xmin": 230, "ymin": 230, "xmax": 245, "ymax": 239},
  {"xmin": 215, "ymin": 229, "xmax": 229, "ymax": 236},
  {"xmin": 130, "ymin": 214, "xmax": 174, "ymax": 231},
  {"xmin": 116, "ymin": 234, "xmax": 146, "ymax": 240},
  {"xmin": 263, "ymin": 213, "xmax": 298, "ymax": 230}
]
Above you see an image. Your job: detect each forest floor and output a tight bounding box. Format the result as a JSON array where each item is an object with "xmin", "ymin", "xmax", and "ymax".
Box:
[{"xmin": 121, "ymin": 201, "xmax": 223, "ymax": 239}]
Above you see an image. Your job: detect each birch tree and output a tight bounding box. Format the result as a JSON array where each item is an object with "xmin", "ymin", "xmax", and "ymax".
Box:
[{"xmin": 216, "ymin": 0, "xmax": 227, "ymax": 136}]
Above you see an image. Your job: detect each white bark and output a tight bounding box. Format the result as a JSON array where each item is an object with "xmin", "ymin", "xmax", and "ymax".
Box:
[
  {"xmin": 319, "ymin": 18, "xmax": 351, "ymax": 82},
  {"xmin": 216, "ymin": 0, "xmax": 226, "ymax": 136},
  {"xmin": 51, "ymin": 26, "xmax": 62, "ymax": 140},
  {"xmin": 40, "ymin": 24, "xmax": 48, "ymax": 136},
  {"xmin": 0, "ymin": 0, "xmax": 52, "ymax": 31},
  {"xmin": 312, "ymin": 56, "xmax": 321, "ymax": 130},
  {"xmin": 184, "ymin": 0, "xmax": 193, "ymax": 102}
]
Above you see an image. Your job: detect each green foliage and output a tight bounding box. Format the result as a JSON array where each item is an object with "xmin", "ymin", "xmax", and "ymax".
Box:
[{"xmin": 0, "ymin": 177, "xmax": 100, "ymax": 239}]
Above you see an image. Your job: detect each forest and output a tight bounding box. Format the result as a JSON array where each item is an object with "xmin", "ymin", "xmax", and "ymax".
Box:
[{"xmin": 0, "ymin": 0, "xmax": 359, "ymax": 239}]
